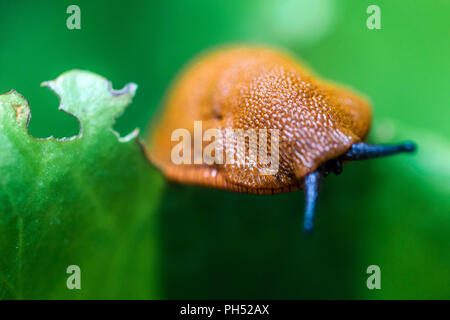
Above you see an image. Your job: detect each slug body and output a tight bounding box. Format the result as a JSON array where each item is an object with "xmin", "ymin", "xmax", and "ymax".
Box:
[{"xmin": 147, "ymin": 46, "xmax": 415, "ymax": 232}]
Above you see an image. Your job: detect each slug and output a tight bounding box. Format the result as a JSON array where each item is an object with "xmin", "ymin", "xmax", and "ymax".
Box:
[{"xmin": 146, "ymin": 46, "xmax": 416, "ymax": 232}]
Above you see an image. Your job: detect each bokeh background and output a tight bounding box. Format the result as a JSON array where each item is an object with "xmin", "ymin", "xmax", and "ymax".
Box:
[{"xmin": 0, "ymin": 0, "xmax": 449, "ymax": 299}]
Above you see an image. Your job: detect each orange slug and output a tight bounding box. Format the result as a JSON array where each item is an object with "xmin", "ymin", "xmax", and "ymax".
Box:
[{"xmin": 146, "ymin": 46, "xmax": 416, "ymax": 232}]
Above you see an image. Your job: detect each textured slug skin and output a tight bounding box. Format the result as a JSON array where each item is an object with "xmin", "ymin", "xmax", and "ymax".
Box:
[{"xmin": 147, "ymin": 46, "xmax": 371, "ymax": 194}]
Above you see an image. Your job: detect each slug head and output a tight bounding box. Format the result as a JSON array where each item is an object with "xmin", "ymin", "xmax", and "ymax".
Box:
[
  {"xmin": 149, "ymin": 46, "xmax": 372, "ymax": 189},
  {"xmin": 147, "ymin": 46, "xmax": 416, "ymax": 232}
]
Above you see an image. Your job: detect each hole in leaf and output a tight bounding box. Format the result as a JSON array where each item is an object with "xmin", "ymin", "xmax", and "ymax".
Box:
[
  {"xmin": 27, "ymin": 88, "xmax": 80, "ymax": 139},
  {"xmin": 112, "ymin": 84, "xmax": 151, "ymax": 140}
]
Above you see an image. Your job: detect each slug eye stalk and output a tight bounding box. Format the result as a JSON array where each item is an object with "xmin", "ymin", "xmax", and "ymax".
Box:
[
  {"xmin": 343, "ymin": 141, "xmax": 416, "ymax": 161},
  {"xmin": 302, "ymin": 141, "xmax": 417, "ymax": 233}
]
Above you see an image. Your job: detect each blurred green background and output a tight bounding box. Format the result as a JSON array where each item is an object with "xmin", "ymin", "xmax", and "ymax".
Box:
[{"xmin": 1, "ymin": 0, "xmax": 449, "ymax": 299}]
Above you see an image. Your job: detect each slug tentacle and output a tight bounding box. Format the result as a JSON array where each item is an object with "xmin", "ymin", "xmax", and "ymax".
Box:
[{"xmin": 303, "ymin": 170, "xmax": 321, "ymax": 233}]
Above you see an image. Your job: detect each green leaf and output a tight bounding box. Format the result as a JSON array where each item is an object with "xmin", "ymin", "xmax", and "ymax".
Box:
[{"xmin": 0, "ymin": 70, "xmax": 163, "ymax": 299}]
